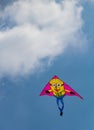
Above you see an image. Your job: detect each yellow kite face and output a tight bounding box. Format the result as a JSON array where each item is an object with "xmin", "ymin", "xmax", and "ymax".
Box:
[
  {"xmin": 50, "ymin": 79, "xmax": 63, "ymax": 88},
  {"xmin": 49, "ymin": 78, "xmax": 65, "ymax": 96}
]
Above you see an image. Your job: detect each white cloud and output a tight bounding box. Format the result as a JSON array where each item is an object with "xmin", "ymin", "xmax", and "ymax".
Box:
[{"xmin": 0, "ymin": 0, "xmax": 86, "ymax": 76}]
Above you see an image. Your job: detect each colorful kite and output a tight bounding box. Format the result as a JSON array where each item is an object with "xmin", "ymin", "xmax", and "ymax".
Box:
[{"xmin": 40, "ymin": 75, "xmax": 83, "ymax": 116}]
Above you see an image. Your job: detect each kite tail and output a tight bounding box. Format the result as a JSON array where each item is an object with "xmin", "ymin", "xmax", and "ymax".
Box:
[{"xmin": 56, "ymin": 97, "xmax": 64, "ymax": 116}]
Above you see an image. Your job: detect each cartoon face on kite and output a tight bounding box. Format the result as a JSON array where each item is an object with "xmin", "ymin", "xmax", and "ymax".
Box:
[{"xmin": 49, "ymin": 78, "xmax": 65, "ymax": 97}]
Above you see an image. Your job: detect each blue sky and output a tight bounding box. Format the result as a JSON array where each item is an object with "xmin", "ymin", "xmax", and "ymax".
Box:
[{"xmin": 0, "ymin": 0, "xmax": 94, "ymax": 130}]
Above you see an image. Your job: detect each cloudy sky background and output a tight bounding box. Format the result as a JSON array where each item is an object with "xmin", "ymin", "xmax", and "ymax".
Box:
[
  {"xmin": 0, "ymin": 0, "xmax": 87, "ymax": 76},
  {"xmin": 0, "ymin": 0, "xmax": 94, "ymax": 130}
]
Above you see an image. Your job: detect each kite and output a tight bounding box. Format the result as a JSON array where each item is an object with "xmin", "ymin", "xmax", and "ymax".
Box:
[{"xmin": 40, "ymin": 75, "xmax": 83, "ymax": 116}]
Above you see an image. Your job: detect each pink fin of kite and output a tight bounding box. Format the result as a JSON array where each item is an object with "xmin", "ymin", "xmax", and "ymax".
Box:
[
  {"xmin": 64, "ymin": 82, "xmax": 83, "ymax": 99},
  {"xmin": 40, "ymin": 75, "xmax": 58, "ymax": 96},
  {"xmin": 40, "ymin": 82, "xmax": 54, "ymax": 96}
]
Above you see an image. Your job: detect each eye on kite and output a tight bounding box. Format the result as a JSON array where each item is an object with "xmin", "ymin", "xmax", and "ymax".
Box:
[{"xmin": 40, "ymin": 75, "xmax": 83, "ymax": 116}]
